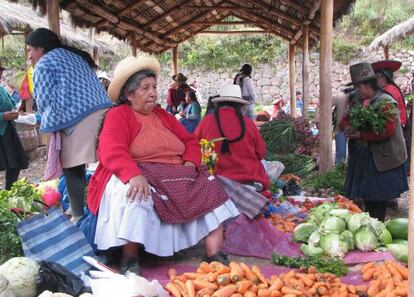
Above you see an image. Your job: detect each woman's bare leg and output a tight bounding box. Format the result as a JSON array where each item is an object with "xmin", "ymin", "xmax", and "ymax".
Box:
[
  {"xmin": 122, "ymin": 242, "xmax": 139, "ymax": 260},
  {"xmin": 205, "ymin": 225, "xmax": 224, "ymax": 257}
]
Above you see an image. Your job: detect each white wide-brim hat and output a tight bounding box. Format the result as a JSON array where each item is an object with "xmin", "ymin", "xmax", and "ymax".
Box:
[
  {"xmin": 108, "ymin": 56, "xmax": 161, "ymax": 103},
  {"xmin": 212, "ymin": 84, "xmax": 251, "ymax": 105}
]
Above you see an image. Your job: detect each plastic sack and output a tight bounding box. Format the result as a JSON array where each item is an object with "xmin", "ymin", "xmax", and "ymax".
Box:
[
  {"xmin": 265, "ymin": 161, "xmax": 285, "ymax": 180},
  {"xmin": 36, "ymin": 261, "xmax": 91, "ymax": 296},
  {"xmin": 77, "ymin": 210, "xmax": 98, "ymax": 251},
  {"xmin": 15, "ymin": 113, "xmax": 37, "ymax": 125}
]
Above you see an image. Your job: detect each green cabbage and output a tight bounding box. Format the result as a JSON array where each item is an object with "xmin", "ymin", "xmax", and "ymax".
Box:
[
  {"xmin": 347, "ymin": 213, "xmax": 371, "ymax": 233},
  {"xmin": 387, "ymin": 243, "xmax": 408, "ymax": 263},
  {"xmin": 300, "ymin": 244, "xmax": 324, "ymax": 257},
  {"xmin": 392, "ymin": 239, "xmax": 408, "ymax": 245},
  {"xmin": 340, "ymin": 230, "xmax": 355, "ymax": 250},
  {"xmin": 308, "ymin": 230, "xmax": 321, "ymax": 247},
  {"xmin": 320, "ymin": 233, "xmax": 349, "ymax": 258},
  {"xmin": 369, "ymin": 218, "xmax": 386, "ymax": 237},
  {"xmin": 355, "ymin": 226, "xmax": 378, "ymax": 252},
  {"xmin": 329, "ymin": 208, "xmax": 350, "ymax": 220},
  {"xmin": 0, "ymin": 257, "xmax": 39, "ymax": 297},
  {"xmin": 293, "ymin": 223, "xmax": 317, "ymax": 243},
  {"xmin": 308, "ymin": 204, "xmax": 336, "ymax": 225},
  {"xmin": 379, "ymin": 229, "xmax": 393, "ymax": 246},
  {"xmin": 320, "ymin": 216, "xmax": 346, "ymax": 234},
  {"xmin": 386, "ymin": 218, "xmax": 408, "ymax": 240}
]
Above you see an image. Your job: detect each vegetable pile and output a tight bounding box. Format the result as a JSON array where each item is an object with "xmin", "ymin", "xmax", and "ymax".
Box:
[
  {"xmin": 266, "ymin": 153, "xmax": 316, "ymax": 178},
  {"xmin": 293, "ymin": 204, "xmax": 406, "ymax": 259},
  {"xmin": 361, "ymin": 261, "xmax": 408, "ymax": 297},
  {"xmin": 165, "ymin": 262, "xmax": 366, "ymax": 297},
  {"xmin": 303, "ymin": 164, "xmax": 347, "ymax": 196},
  {"xmin": 268, "ymin": 214, "xmax": 303, "ymax": 233}
]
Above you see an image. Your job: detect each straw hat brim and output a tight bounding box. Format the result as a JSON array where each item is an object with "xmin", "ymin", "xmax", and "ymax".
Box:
[
  {"xmin": 212, "ymin": 96, "xmax": 251, "ymax": 105},
  {"xmin": 108, "ymin": 56, "xmax": 161, "ymax": 103}
]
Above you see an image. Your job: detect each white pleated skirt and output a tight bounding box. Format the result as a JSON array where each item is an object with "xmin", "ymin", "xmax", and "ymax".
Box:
[{"xmin": 94, "ymin": 175, "xmax": 240, "ymax": 256}]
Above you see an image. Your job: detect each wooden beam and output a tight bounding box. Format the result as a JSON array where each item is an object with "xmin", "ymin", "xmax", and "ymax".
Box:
[
  {"xmin": 302, "ymin": 24, "xmax": 310, "ymax": 115},
  {"xmin": 75, "ymin": 0, "xmax": 175, "ymax": 47},
  {"xmin": 200, "ymin": 30, "xmax": 267, "ymax": 34},
  {"xmin": 384, "ymin": 45, "xmax": 389, "ymax": 59},
  {"xmin": 92, "ymin": 46, "xmax": 98, "ymax": 63},
  {"xmin": 143, "ymin": 0, "xmax": 195, "ymax": 29},
  {"xmin": 172, "ymin": 46, "xmax": 178, "ymax": 75},
  {"xmin": 186, "ymin": 5, "xmax": 259, "ymax": 11},
  {"xmin": 319, "ymin": 0, "xmax": 334, "ymax": 173},
  {"xmin": 409, "ymin": 97, "xmax": 414, "ymax": 297},
  {"xmin": 289, "ymin": 44, "xmax": 296, "ymax": 118},
  {"xmin": 119, "ymin": 0, "xmax": 148, "ymax": 16},
  {"xmin": 46, "ymin": 0, "xmax": 60, "ymax": 35},
  {"xmin": 192, "ymin": 21, "xmax": 253, "ymax": 25}
]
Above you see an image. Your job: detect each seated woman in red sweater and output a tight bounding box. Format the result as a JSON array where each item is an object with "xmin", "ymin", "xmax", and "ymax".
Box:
[
  {"xmin": 195, "ymin": 84, "xmax": 271, "ymax": 202},
  {"xmin": 87, "ymin": 57, "xmax": 239, "ymax": 274}
]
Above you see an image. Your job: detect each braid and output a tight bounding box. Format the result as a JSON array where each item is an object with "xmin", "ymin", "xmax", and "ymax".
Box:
[{"xmin": 213, "ymin": 102, "xmax": 247, "ymax": 154}]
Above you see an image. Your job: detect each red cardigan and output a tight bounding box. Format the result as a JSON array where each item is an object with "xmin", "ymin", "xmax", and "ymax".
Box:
[
  {"xmin": 87, "ymin": 105, "xmax": 201, "ymax": 215},
  {"xmin": 384, "ymin": 84, "xmax": 407, "ymax": 127},
  {"xmin": 195, "ymin": 108, "xmax": 270, "ymax": 191}
]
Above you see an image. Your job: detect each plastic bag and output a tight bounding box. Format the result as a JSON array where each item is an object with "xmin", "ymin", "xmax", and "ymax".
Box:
[
  {"xmin": 265, "ymin": 161, "xmax": 285, "ymax": 180},
  {"xmin": 15, "ymin": 113, "xmax": 37, "ymax": 125},
  {"xmin": 36, "ymin": 261, "xmax": 91, "ymax": 296}
]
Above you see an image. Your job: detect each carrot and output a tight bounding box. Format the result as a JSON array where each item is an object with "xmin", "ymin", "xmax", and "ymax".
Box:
[
  {"xmin": 362, "ymin": 267, "xmax": 376, "ymax": 281},
  {"xmin": 257, "ymin": 288, "xmax": 271, "ymax": 297},
  {"xmin": 231, "ymin": 294, "xmax": 243, "ymax": 297},
  {"xmin": 250, "ymin": 284, "xmax": 259, "ymax": 294},
  {"xmin": 389, "ymin": 261, "xmax": 408, "ymax": 280},
  {"xmin": 212, "ymin": 284, "xmax": 238, "ymax": 297},
  {"xmin": 186, "ymin": 280, "xmax": 196, "ymax": 297},
  {"xmin": 210, "ymin": 261, "xmax": 224, "ymax": 272},
  {"xmin": 184, "ymin": 272, "xmax": 204, "ymax": 280},
  {"xmin": 197, "ymin": 288, "xmax": 216, "ymax": 297},
  {"xmin": 317, "ymin": 286, "xmax": 329, "ymax": 295},
  {"xmin": 243, "ymin": 292, "xmax": 257, "ymax": 297},
  {"xmin": 296, "ymin": 274, "xmax": 313, "ymax": 287},
  {"xmin": 199, "ymin": 262, "xmax": 212, "ymax": 273},
  {"xmin": 208, "ymin": 272, "xmax": 220, "ymax": 282},
  {"xmin": 270, "ymin": 291, "xmax": 281, "ymax": 297},
  {"xmin": 194, "ymin": 280, "xmax": 218, "ymax": 290},
  {"xmin": 241, "ymin": 263, "xmax": 259, "ymax": 284},
  {"xmin": 174, "ymin": 279, "xmax": 188, "ymax": 296},
  {"xmin": 230, "ymin": 262, "xmax": 244, "ymax": 283},
  {"xmin": 166, "ymin": 282, "xmax": 182, "ymax": 297},
  {"xmin": 218, "ymin": 266, "xmax": 231, "ymax": 274},
  {"xmin": 269, "ymin": 278, "xmax": 283, "ymax": 291},
  {"xmin": 258, "ymin": 283, "xmax": 268, "ymax": 289},
  {"xmin": 236, "ymin": 280, "xmax": 253, "ymax": 294},
  {"xmin": 281, "ymin": 287, "xmax": 303, "ymax": 295},
  {"xmin": 252, "ymin": 266, "xmax": 268, "ymax": 285},
  {"xmin": 176, "ymin": 275, "xmax": 187, "ymax": 282},
  {"xmin": 281, "ymin": 294, "xmax": 297, "ymax": 297},
  {"xmin": 392, "ymin": 287, "xmax": 408, "ymax": 296},
  {"xmin": 385, "ymin": 262, "xmax": 402, "ymax": 279},
  {"xmin": 217, "ymin": 274, "xmax": 231, "ymax": 286},
  {"xmin": 168, "ymin": 268, "xmax": 177, "ymax": 280}
]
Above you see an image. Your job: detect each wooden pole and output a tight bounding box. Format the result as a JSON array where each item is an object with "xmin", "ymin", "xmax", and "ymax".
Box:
[
  {"xmin": 46, "ymin": 0, "xmax": 60, "ymax": 35},
  {"xmin": 288, "ymin": 44, "xmax": 296, "ymax": 118},
  {"xmin": 172, "ymin": 46, "xmax": 178, "ymax": 76},
  {"xmin": 131, "ymin": 44, "xmax": 137, "ymax": 57},
  {"xmin": 409, "ymin": 85, "xmax": 414, "ymax": 297},
  {"xmin": 319, "ymin": 0, "xmax": 334, "ymax": 173},
  {"xmin": 302, "ymin": 24, "xmax": 310, "ymax": 116},
  {"xmin": 92, "ymin": 46, "xmax": 99, "ymax": 64},
  {"xmin": 384, "ymin": 45, "xmax": 389, "ymax": 59}
]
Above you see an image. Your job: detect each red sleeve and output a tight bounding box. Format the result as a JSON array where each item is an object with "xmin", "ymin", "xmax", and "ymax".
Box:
[
  {"xmin": 166, "ymin": 87, "xmax": 175, "ymax": 106},
  {"xmin": 97, "ymin": 107, "xmax": 141, "ymax": 183},
  {"xmin": 360, "ymin": 104, "xmax": 397, "ymax": 142},
  {"xmin": 159, "ymin": 109, "xmax": 202, "ymax": 167},
  {"xmin": 340, "ymin": 115, "xmax": 350, "ymax": 130},
  {"xmin": 385, "ymin": 85, "xmax": 407, "ymax": 126},
  {"xmin": 247, "ymin": 118, "xmax": 266, "ymax": 160}
]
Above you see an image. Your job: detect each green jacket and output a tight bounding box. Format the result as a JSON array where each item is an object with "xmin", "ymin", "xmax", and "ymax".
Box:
[{"xmin": 0, "ymin": 85, "xmax": 16, "ymax": 136}]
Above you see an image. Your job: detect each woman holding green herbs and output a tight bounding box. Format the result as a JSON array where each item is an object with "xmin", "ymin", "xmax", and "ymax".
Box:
[{"xmin": 341, "ymin": 62, "xmax": 408, "ymax": 221}]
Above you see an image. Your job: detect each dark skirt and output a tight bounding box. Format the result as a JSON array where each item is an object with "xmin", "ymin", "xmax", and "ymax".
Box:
[
  {"xmin": 345, "ymin": 140, "xmax": 408, "ymax": 202},
  {"xmin": 0, "ymin": 122, "xmax": 29, "ymax": 171}
]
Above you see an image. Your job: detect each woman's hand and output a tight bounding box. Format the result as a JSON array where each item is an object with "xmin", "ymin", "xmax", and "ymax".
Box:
[
  {"xmin": 127, "ymin": 175, "xmax": 150, "ymax": 202},
  {"xmin": 345, "ymin": 128, "xmax": 361, "ymax": 139},
  {"xmin": 3, "ymin": 111, "xmax": 19, "ymax": 121},
  {"xmin": 183, "ymin": 161, "xmax": 196, "ymax": 168}
]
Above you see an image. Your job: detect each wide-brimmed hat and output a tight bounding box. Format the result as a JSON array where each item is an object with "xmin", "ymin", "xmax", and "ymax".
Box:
[
  {"xmin": 346, "ymin": 62, "xmax": 376, "ymax": 86},
  {"xmin": 108, "ymin": 56, "xmax": 160, "ymax": 103},
  {"xmin": 172, "ymin": 73, "xmax": 187, "ymax": 82},
  {"xmin": 372, "ymin": 60, "xmax": 402, "ymax": 73},
  {"xmin": 272, "ymin": 98, "xmax": 283, "ymax": 105},
  {"xmin": 97, "ymin": 71, "xmax": 110, "ymax": 81},
  {"xmin": 212, "ymin": 84, "xmax": 250, "ymax": 105}
]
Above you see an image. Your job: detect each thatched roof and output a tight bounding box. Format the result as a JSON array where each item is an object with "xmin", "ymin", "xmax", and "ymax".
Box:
[
  {"xmin": 0, "ymin": 0, "xmax": 113, "ymax": 54},
  {"xmin": 14, "ymin": 0, "xmax": 355, "ymax": 54},
  {"xmin": 369, "ymin": 15, "xmax": 414, "ymax": 50}
]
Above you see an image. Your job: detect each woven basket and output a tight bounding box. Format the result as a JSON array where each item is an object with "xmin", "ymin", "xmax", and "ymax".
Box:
[{"xmin": 15, "ymin": 123, "xmax": 39, "ymax": 152}]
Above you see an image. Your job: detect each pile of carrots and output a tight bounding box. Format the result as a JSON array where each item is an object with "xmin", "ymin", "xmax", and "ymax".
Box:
[
  {"xmin": 361, "ymin": 261, "xmax": 408, "ymax": 297},
  {"xmin": 165, "ymin": 262, "xmax": 368, "ymax": 297},
  {"xmin": 268, "ymin": 214, "xmax": 301, "ymax": 233},
  {"xmin": 334, "ymin": 195, "xmax": 362, "ymax": 213}
]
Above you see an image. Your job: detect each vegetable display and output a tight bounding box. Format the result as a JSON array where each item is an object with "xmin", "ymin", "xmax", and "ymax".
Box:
[
  {"xmin": 268, "ymin": 214, "xmax": 302, "ymax": 233},
  {"xmin": 165, "ymin": 261, "xmax": 362, "ymax": 297}
]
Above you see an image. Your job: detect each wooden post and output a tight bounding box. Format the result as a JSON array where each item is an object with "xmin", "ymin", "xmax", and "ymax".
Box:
[
  {"xmin": 46, "ymin": 0, "xmax": 60, "ymax": 35},
  {"xmin": 1, "ymin": 35, "xmax": 4, "ymax": 54},
  {"xmin": 384, "ymin": 45, "xmax": 389, "ymax": 59},
  {"xmin": 289, "ymin": 44, "xmax": 296, "ymax": 118},
  {"xmin": 319, "ymin": 0, "xmax": 334, "ymax": 173},
  {"xmin": 302, "ymin": 24, "xmax": 310, "ymax": 116},
  {"xmin": 172, "ymin": 46, "xmax": 178, "ymax": 76},
  {"xmin": 409, "ymin": 105, "xmax": 414, "ymax": 297},
  {"xmin": 131, "ymin": 44, "xmax": 137, "ymax": 57},
  {"xmin": 92, "ymin": 46, "xmax": 99, "ymax": 65}
]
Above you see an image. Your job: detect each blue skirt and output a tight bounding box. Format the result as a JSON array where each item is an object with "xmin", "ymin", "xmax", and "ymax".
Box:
[{"xmin": 345, "ymin": 140, "xmax": 408, "ymax": 202}]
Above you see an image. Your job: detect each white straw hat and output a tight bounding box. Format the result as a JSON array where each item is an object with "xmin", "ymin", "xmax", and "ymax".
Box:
[
  {"xmin": 108, "ymin": 56, "xmax": 161, "ymax": 103},
  {"xmin": 212, "ymin": 84, "xmax": 250, "ymax": 105}
]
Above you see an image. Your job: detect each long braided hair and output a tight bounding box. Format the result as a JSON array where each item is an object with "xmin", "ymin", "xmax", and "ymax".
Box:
[{"xmin": 213, "ymin": 101, "xmax": 246, "ymax": 154}]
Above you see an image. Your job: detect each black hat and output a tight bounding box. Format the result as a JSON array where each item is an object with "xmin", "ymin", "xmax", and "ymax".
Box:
[
  {"xmin": 172, "ymin": 73, "xmax": 187, "ymax": 82},
  {"xmin": 240, "ymin": 64, "xmax": 252, "ymax": 75},
  {"xmin": 347, "ymin": 62, "xmax": 376, "ymax": 86}
]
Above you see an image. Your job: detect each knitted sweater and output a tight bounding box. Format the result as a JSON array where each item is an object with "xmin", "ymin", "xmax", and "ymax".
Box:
[
  {"xmin": 33, "ymin": 48, "xmax": 112, "ymax": 133},
  {"xmin": 0, "ymin": 85, "xmax": 15, "ymax": 136}
]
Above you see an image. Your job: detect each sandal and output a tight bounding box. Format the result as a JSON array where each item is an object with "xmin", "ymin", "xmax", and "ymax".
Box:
[
  {"xmin": 120, "ymin": 257, "xmax": 141, "ymax": 275},
  {"xmin": 203, "ymin": 251, "xmax": 230, "ymax": 266}
]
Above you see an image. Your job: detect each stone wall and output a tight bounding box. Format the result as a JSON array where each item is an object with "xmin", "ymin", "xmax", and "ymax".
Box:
[{"xmin": 157, "ymin": 48, "xmax": 414, "ymax": 106}]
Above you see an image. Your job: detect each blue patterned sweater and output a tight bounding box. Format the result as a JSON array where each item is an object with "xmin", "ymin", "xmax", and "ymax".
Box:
[{"xmin": 33, "ymin": 48, "xmax": 112, "ymax": 133}]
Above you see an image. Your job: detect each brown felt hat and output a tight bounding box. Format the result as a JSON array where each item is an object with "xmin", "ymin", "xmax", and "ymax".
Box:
[{"xmin": 347, "ymin": 62, "xmax": 376, "ymax": 86}]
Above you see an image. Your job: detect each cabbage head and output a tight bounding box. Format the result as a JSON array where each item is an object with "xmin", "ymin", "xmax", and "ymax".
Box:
[
  {"xmin": 347, "ymin": 213, "xmax": 371, "ymax": 233},
  {"xmin": 369, "ymin": 218, "xmax": 386, "ymax": 237},
  {"xmin": 355, "ymin": 226, "xmax": 378, "ymax": 252},
  {"xmin": 387, "ymin": 243, "xmax": 408, "ymax": 263},
  {"xmin": 0, "ymin": 257, "xmax": 39, "ymax": 297},
  {"xmin": 308, "ymin": 204, "xmax": 336, "ymax": 225},
  {"xmin": 320, "ymin": 233, "xmax": 349, "ymax": 258},
  {"xmin": 340, "ymin": 230, "xmax": 355, "ymax": 250},
  {"xmin": 308, "ymin": 230, "xmax": 321, "ymax": 247},
  {"xmin": 379, "ymin": 229, "xmax": 393, "ymax": 246},
  {"xmin": 319, "ymin": 216, "xmax": 346, "ymax": 234},
  {"xmin": 293, "ymin": 223, "xmax": 317, "ymax": 243},
  {"xmin": 329, "ymin": 208, "xmax": 350, "ymax": 220},
  {"xmin": 301, "ymin": 244, "xmax": 324, "ymax": 257}
]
